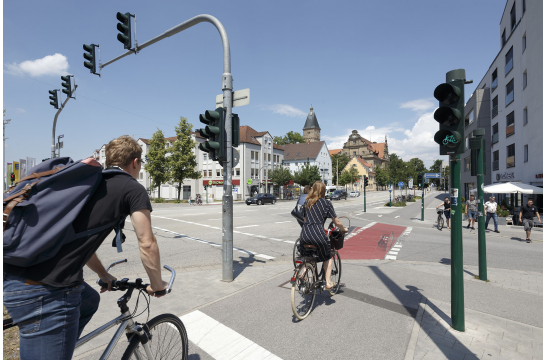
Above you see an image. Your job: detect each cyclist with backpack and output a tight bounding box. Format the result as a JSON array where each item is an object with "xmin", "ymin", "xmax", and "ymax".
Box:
[{"xmin": 3, "ymin": 135, "xmax": 168, "ymax": 360}]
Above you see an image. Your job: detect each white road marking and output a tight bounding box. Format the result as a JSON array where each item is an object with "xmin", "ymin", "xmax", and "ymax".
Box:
[
  {"xmin": 235, "ymin": 225, "xmax": 259, "ymax": 229},
  {"xmin": 378, "ymin": 215, "xmax": 383, "ymax": 217},
  {"xmin": 269, "ymin": 238, "xmax": 284, "ymax": 241},
  {"xmin": 284, "ymin": 241, "xmax": 296, "ymax": 244},
  {"xmin": 209, "ymin": 217, "xmax": 246, "ymax": 220},
  {"xmin": 254, "ymin": 235, "xmax": 267, "ymax": 238},
  {"xmin": 274, "ymin": 221, "xmax": 292, "ymax": 224},
  {"xmin": 181, "ymin": 311, "xmax": 282, "ymax": 360},
  {"xmin": 395, "ymin": 216, "xmax": 400, "ymax": 218},
  {"xmin": 385, "ymin": 255, "xmax": 397, "ymax": 260}
]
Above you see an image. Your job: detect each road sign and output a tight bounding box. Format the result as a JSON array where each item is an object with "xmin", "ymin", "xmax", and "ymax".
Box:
[
  {"xmin": 216, "ymin": 88, "xmax": 250, "ymax": 108},
  {"xmin": 247, "ymin": 179, "xmax": 252, "ymax": 185},
  {"xmin": 389, "ymin": 189, "xmax": 392, "ymax": 193},
  {"xmin": 425, "ymin": 173, "xmax": 441, "ymax": 178},
  {"xmin": 409, "ymin": 179, "xmax": 413, "ymax": 188},
  {"xmin": 398, "ymin": 182, "xmax": 404, "ymax": 188}
]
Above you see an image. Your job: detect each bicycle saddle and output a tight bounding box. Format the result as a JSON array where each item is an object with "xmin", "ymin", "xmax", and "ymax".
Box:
[{"xmin": 303, "ymin": 244, "xmax": 318, "ymax": 249}]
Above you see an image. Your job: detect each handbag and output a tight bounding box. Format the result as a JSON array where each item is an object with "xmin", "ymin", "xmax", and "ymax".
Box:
[{"xmin": 291, "ymin": 203, "xmax": 305, "ymax": 224}]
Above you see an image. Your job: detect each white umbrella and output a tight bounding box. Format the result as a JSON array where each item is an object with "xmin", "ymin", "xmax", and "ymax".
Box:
[{"xmin": 483, "ymin": 182, "xmax": 543, "ymax": 194}]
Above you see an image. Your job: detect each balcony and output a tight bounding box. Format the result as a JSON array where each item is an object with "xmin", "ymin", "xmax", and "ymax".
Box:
[
  {"xmin": 492, "ymin": 133, "xmax": 499, "ymax": 144},
  {"xmin": 506, "ymin": 124, "xmax": 515, "ymax": 137},
  {"xmin": 506, "ymin": 156, "xmax": 515, "ymax": 168},
  {"xmin": 505, "ymin": 59, "xmax": 513, "ymax": 75},
  {"xmin": 493, "ymin": 160, "xmax": 499, "ymax": 171},
  {"xmin": 505, "ymin": 91, "xmax": 514, "ymax": 106},
  {"xmin": 492, "ymin": 105, "xmax": 498, "ymax": 118},
  {"xmin": 491, "ymin": 78, "xmax": 498, "ymax": 92}
]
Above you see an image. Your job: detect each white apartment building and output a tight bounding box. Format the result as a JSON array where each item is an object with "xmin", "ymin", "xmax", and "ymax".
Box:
[
  {"xmin": 466, "ymin": 0, "xmax": 542, "ymax": 211},
  {"xmin": 281, "ymin": 141, "xmax": 333, "ymax": 186}
]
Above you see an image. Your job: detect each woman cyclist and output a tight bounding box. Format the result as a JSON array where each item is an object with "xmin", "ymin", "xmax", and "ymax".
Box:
[
  {"xmin": 436, "ymin": 197, "xmax": 451, "ymax": 229},
  {"xmin": 300, "ymin": 181, "xmax": 347, "ymax": 290}
]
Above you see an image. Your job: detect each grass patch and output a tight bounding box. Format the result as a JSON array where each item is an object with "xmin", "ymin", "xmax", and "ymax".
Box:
[
  {"xmin": 473, "ymin": 275, "xmax": 491, "ymax": 282},
  {"xmin": 384, "ymin": 202, "xmax": 406, "ymax": 207},
  {"xmin": 4, "ymin": 306, "xmax": 20, "ymax": 360},
  {"xmin": 415, "ymin": 196, "xmax": 422, "ymax": 199}
]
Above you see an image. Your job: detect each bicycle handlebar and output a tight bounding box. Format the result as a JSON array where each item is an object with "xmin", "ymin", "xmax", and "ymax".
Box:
[{"xmin": 97, "ymin": 261, "xmax": 176, "ymax": 296}]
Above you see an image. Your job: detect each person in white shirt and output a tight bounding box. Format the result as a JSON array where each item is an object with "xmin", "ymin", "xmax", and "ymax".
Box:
[{"xmin": 484, "ymin": 196, "xmax": 499, "ymax": 233}]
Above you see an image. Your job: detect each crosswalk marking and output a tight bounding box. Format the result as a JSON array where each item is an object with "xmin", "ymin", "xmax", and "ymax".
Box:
[
  {"xmin": 181, "ymin": 311, "xmax": 282, "ymax": 360},
  {"xmin": 235, "ymin": 225, "xmax": 259, "ymax": 229}
]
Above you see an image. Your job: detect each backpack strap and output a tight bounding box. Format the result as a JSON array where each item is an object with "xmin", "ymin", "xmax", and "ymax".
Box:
[
  {"xmin": 3, "ymin": 182, "xmax": 40, "ymax": 233},
  {"xmin": 74, "ymin": 216, "xmax": 127, "ymax": 253},
  {"xmin": 19, "ymin": 167, "xmax": 64, "ymax": 182}
]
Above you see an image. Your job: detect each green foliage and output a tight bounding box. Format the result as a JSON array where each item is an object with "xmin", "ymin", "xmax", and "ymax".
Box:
[
  {"xmin": 384, "ymin": 201, "xmax": 406, "ymax": 207},
  {"xmin": 497, "ymin": 209, "xmax": 510, "ymax": 217},
  {"xmin": 154, "ymin": 197, "xmax": 165, "ymax": 203},
  {"xmin": 441, "ymin": 166, "xmax": 450, "ymax": 189},
  {"xmin": 338, "ymin": 170, "xmax": 352, "ymax": 186},
  {"xmin": 273, "ymin": 131, "xmax": 306, "ymax": 145},
  {"xmin": 415, "ymin": 196, "xmax": 422, "ymax": 199},
  {"xmin": 331, "ymin": 152, "xmax": 350, "ymax": 185},
  {"xmin": 461, "ymin": 197, "xmax": 466, "ymax": 203},
  {"xmin": 144, "ymin": 129, "xmax": 170, "ymax": 199},
  {"xmin": 406, "ymin": 158, "xmax": 428, "ymax": 187},
  {"xmin": 169, "ymin": 117, "xmax": 201, "ymax": 200},
  {"xmin": 173, "ymin": 199, "xmax": 182, "ymax": 204},
  {"xmin": 294, "ymin": 163, "xmax": 322, "ymax": 187},
  {"xmin": 429, "ymin": 159, "xmax": 444, "ymax": 187},
  {"xmin": 348, "ymin": 166, "xmax": 359, "ymax": 184},
  {"xmin": 387, "ymin": 153, "xmax": 407, "ymax": 183},
  {"xmin": 374, "ymin": 165, "xmax": 388, "ymax": 188},
  {"xmin": 269, "ymin": 166, "xmax": 293, "ymax": 186}
]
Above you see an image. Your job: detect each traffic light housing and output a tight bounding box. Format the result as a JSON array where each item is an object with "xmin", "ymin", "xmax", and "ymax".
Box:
[
  {"xmin": 10, "ymin": 173, "xmax": 15, "ymax": 183},
  {"xmin": 198, "ymin": 107, "xmax": 225, "ymax": 162},
  {"xmin": 49, "ymin": 90, "xmax": 59, "ymax": 109},
  {"xmin": 232, "ymin": 113, "xmax": 240, "ymax": 148},
  {"xmin": 417, "ymin": 173, "xmax": 423, "ymax": 187},
  {"xmin": 364, "ymin": 175, "xmax": 369, "ymax": 187},
  {"xmin": 116, "ymin": 12, "xmax": 132, "ymax": 49},
  {"xmin": 83, "ymin": 44, "xmax": 98, "ymax": 74},
  {"xmin": 61, "ymin": 75, "xmax": 72, "ymax": 97},
  {"xmin": 433, "ymin": 69, "xmax": 466, "ymax": 155}
]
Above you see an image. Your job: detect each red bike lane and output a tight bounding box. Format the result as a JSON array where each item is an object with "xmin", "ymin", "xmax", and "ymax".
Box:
[{"xmin": 339, "ymin": 223, "xmax": 407, "ymax": 260}]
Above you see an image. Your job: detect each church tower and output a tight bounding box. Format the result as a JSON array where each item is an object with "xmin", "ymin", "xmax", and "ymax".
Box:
[{"xmin": 303, "ymin": 105, "xmax": 321, "ymax": 142}]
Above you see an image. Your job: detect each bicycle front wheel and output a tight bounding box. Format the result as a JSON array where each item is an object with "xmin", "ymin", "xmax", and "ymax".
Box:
[
  {"xmin": 292, "ymin": 238, "xmax": 301, "ymax": 268},
  {"xmin": 291, "ymin": 263, "xmax": 316, "ymax": 321},
  {"xmin": 438, "ymin": 217, "xmax": 444, "ymax": 230},
  {"xmin": 122, "ymin": 313, "xmax": 188, "ymax": 360},
  {"xmin": 328, "ymin": 251, "xmax": 342, "ymax": 296}
]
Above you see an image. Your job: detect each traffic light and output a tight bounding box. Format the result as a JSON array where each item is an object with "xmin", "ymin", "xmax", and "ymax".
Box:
[
  {"xmin": 198, "ymin": 107, "xmax": 225, "ymax": 162},
  {"xmin": 116, "ymin": 12, "xmax": 132, "ymax": 49},
  {"xmin": 49, "ymin": 90, "xmax": 59, "ymax": 109},
  {"xmin": 10, "ymin": 173, "xmax": 15, "ymax": 183},
  {"xmin": 61, "ymin": 75, "xmax": 72, "ymax": 97},
  {"xmin": 83, "ymin": 44, "xmax": 97, "ymax": 74},
  {"xmin": 364, "ymin": 175, "xmax": 369, "ymax": 187},
  {"xmin": 232, "ymin": 113, "xmax": 240, "ymax": 148},
  {"xmin": 417, "ymin": 173, "xmax": 423, "ymax": 187},
  {"xmin": 433, "ymin": 69, "xmax": 466, "ymax": 155}
]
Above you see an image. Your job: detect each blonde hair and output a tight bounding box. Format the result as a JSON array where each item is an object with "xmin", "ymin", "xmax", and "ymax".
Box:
[
  {"xmin": 305, "ymin": 181, "xmax": 326, "ymax": 211},
  {"xmin": 105, "ymin": 135, "xmax": 142, "ymax": 168},
  {"xmin": 303, "ymin": 185, "xmax": 310, "ymax": 194}
]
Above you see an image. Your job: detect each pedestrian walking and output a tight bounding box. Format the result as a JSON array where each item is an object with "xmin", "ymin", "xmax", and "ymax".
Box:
[
  {"xmin": 484, "ymin": 196, "xmax": 500, "ymax": 233},
  {"xmin": 465, "ymin": 194, "xmax": 478, "ymax": 229},
  {"xmin": 518, "ymin": 198, "xmax": 541, "ymax": 243}
]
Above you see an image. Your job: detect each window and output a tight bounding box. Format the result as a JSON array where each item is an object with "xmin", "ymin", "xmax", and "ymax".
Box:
[
  {"xmin": 464, "ymin": 156, "xmax": 471, "ymax": 172},
  {"xmin": 251, "ymin": 151, "xmax": 254, "ymax": 160},
  {"xmin": 510, "ymin": 2, "xmax": 516, "ymax": 32},
  {"xmin": 353, "ymin": 151, "xmax": 356, "ymax": 156},
  {"xmin": 505, "ymin": 79, "xmax": 514, "ymax": 105},
  {"xmin": 505, "ymin": 47, "xmax": 513, "ymax": 75},
  {"xmin": 492, "ymin": 96, "xmax": 499, "ymax": 118},
  {"xmin": 353, "ymin": 140, "xmax": 356, "ymax": 144},
  {"xmin": 268, "ymin": 154, "xmax": 271, "ymax": 161},
  {"xmin": 522, "ymin": 33, "xmax": 526, "ymax": 52},
  {"xmin": 251, "ymin": 168, "xmax": 254, "ymax": 177},
  {"xmin": 263, "ymin": 153, "xmax": 266, "ymax": 160},
  {"xmin": 506, "ymin": 144, "xmax": 515, "ymax": 168},
  {"xmin": 493, "ymin": 150, "xmax": 499, "ymax": 170},
  {"xmin": 524, "ymin": 145, "xmax": 528, "ymax": 162},
  {"xmin": 523, "ymin": 71, "xmax": 527, "ymax": 89},
  {"xmin": 492, "ymin": 123, "xmax": 499, "ymax": 144},
  {"xmin": 236, "ymin": 168, "xmax": 240, "ymax": 176},
  {"xmin": 502, "ymin": 29, "xmax": 506, "ymax": 46},
  {"xmin": 465, "ymin": 137, "xmax": 469, "ymax": 151},
  {"xmin": 204, "ymin": 153, "xmax": 207, "ymax": 161},
  {"xmin": 491, "ymin": 69, "xmax": 498, "ymax": 91},
  {"xmin": 208, "ymin": 170, "xmax": 212, "ymax": 177},
  {"xmin": 203, "ymin": 170, "xmax": 207, "ymax": 177},
  {"xmin": 523, "ymin": 107, "xmax": 528, "ymax": 125},
  {"xmin": 506, "ymin": 111, "xmax": 515, "ymax": 137},
  {"xmin": 216, "ymin": 170, "xmax": 220, "ymax": 177},
  {"xmin": 465, "ymin": 109, "xmax": 474, "ymax": 127}
]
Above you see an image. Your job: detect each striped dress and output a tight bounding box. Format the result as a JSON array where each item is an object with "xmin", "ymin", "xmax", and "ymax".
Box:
[{"xmin": 300, "ymin": 198, "xmax": 337, "ymax": 262}]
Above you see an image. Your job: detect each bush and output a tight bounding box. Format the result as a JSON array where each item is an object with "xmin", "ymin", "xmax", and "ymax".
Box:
[
  {"xmin": 415, "ymin": 196, "xmax": 422, "ymax": 199},
  {"xmin": 461, "ymin": 196, "xmax": 466, "ymax": 203},
  {"xmin": 497, "ymin": 209, "xmax": 510, "ymax": 217},
  {"xmin": 407, "ymin": 198, "xmax": 416, "ymax": 202},
  {"xmin": 173, "ymin": 199, "xmax": 182, "ymax": 204},
  {"xmin": 384, "ymin": 201, "xmax": 406, "ymax": 207},
  {"xmin": 154, "ymin": 197, "xmax": 165, "ymax": 203}
]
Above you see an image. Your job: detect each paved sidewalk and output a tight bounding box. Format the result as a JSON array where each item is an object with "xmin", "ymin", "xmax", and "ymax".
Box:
[{"xmin": 406, "ymin": 297, "xmax": 543, "ymax": 360}]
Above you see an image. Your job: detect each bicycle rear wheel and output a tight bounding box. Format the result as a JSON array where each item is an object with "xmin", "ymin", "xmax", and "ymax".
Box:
[
  {"xmin": 291, "ymin": 263, "xmax": 316, "ymax": 320},
  {"xmin": 292, "ymin": 238, "xmax": 301, "ymax": 268},
  {"xmin": 122, "ymin": 313, "xmax": 188, "ymax": 360},
  {"xmin": 438, "ymin": 216, "xmax": 444, "ymax": 230},
  {"xmin": 328, "ymin": 251, "xmax": 342, "ymax": 296}
]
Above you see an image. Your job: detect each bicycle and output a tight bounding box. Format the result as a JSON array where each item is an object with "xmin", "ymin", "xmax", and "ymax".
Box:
[
  {"xmin": 290, "ymin": 218, "xmax": 349, "ymax": 320},
  {"xmin": 437, "ymin": 209, "xmax": 445, "ymax": 230}
]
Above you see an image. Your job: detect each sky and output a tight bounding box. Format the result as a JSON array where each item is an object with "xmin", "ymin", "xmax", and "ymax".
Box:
[{"xmin": 3, "ymin": 0, "xmax": 507, "ymax": 168}]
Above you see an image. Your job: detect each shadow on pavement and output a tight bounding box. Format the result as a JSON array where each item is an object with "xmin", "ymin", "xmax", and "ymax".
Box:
[
  {"xmin": 370, "ymin": 266, "xmax": 480, "ymax": 360},
  {"xmin": 232, "ymin": 256, "xmax": 266, "ymax": 280},
  {"xmin": 439, "ymin": 258, "xmax": 476, "ymax": 277},
  {"xmin": 188, "ymin": 354, "xmax": 202, "ymax": 359}
]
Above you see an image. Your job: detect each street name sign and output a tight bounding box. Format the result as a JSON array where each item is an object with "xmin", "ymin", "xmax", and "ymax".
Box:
[
  {"xmin": 216, "ymin": 88, "xmax": 250, "ymax": 108},
  {"xmin": 425, "ymin": 173, "xmax": 441, "ymax": 178}
]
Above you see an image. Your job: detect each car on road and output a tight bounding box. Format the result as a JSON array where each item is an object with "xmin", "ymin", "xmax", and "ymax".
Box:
[
  {"xmin": 350, "ymin": 191, "xmax": 361, "ymax": 197},
  {"xmin": 329, "ymin": 189, "xmax": 348, "ymax": 200},
  {"xmin": 246, "ymin": 193, "xmax": 277, "ymax": 205}
]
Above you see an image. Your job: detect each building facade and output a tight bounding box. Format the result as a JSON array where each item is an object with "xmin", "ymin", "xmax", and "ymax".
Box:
[
  {"xmin": 281, "ymin": 141, "xmax": 333, "ymax": 186},
  {"xmin": 342, "ymin": 157, "xmax": 376, "ymax": 191},
  {"xmin": 303, "ymin": 105, "xmax": 321, "ymax": 143},
  {"xmin": 337, "ymin": 130, "xmax": 390, "ymax": 169}
]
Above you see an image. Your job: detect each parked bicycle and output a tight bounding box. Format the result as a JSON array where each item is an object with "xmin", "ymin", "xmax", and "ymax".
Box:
[{"xmin": 437, "ymin": 209, "xmax": 445, "ymax": 230}]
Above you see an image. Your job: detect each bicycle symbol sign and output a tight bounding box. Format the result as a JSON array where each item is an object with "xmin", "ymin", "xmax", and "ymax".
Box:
[
  {"xmin": 398, "ymin": 182, "xmax": 404, "ymax": 188},
  {"xmin": 442, "ymin": 135, "xmax": 459, "ymax": 146}
]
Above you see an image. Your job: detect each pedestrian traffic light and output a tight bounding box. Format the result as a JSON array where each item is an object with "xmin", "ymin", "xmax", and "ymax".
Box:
[
  {"xmin": 10, "ymin": 173, "xmax": 15, "ymax": 183},
  {"xmin": 61, "ymin": 75, "xmax": 72, "ymax": 97},
  {"xmin": 433, "ymin": 69, "xmax": 466, "ymax": 155},
  {"xmin": 198, "ymin": 107, "xmax": 225, "ymax": 162},
  {"xmin": 83, "ymin": 44, "xmax": 98, "ymax": 74},
  {"xmin": 116, "ymin": 12, "xmax": 132, "ymax": 50},
  {"xmin": 364, "ymin": 175, "xmax": 369, "ymax": 187},
  {"xmin": 49, "ymin": 90, "xmax": 59, "ymax": 109},
  {"xmin": 232, "ymin": 113, "xmax": 240, "ymax": 148},
  {"xmin": 417, "ymin": 173, "xmax": 423, "ymax": 187}
]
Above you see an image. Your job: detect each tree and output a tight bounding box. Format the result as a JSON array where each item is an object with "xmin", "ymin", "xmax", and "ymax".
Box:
[
  {"xmin": 273, "ymin": 131, "xmax": 306, "ymax": 145},
  {"xmin": 338, "ymin": 170, "xmax": 352, "ymax": 187},
  {"xmin": 168, "ymin": 117, "xmax": 201, "ymax": 200},
  {"xmin": 406, "ymin": 158, "xmax": 428, "ymax": 184},
  {"xmin": 269, "ymin": 166, "xmax": 293, "ymax": 186},
  {"xmin": 387, "ymin": 153, "xmax": 406, "ymax": 200},
  {"xmin": 374, "ymin": 165, "xmax": 388, "ymax": 190},
  {"xmin": 144, "ymin": 129, "xmax": 169, "ymax": 198},
  {"xmin": 429, "ymin": 159, "xmax": 444, "ymax": 187},
  {"xmin": 441, "ymin": 166, "xmax": 450, "ymax": 190},
  {"xmin": 331, "ymin": 152, "xmax": 350, "ymax": 185},
  {"xmin": 349, "ymin": 166, "xmax": 359, "ymax": 190},
  {"xmin": 294, "ymin": 164, "xmax": 322, "ymax": 187}
]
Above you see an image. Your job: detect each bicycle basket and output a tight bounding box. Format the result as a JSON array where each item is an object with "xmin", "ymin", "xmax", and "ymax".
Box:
[
  {"xmin": 329, "ymin": 229, "xmax": 345, "ymax": 250},
  {"xmin": 437, "ymin": 210, "xmax": 444, "ymax": 214}
]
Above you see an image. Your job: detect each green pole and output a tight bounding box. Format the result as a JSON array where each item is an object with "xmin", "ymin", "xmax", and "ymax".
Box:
[
  {"xmin": 421, "ymin": 182, "xmax": 424, "ymax": 221},
  {"xmin": 476, "ymin": 137, "xmax": 487, "ymax": 281},
  {"xmin": 364, "ymin": 178, "xmax": 367, "ymax": 212},
  {"xmin": 450, "ymin": 153, "xmax": 465, "ymax": 331}
]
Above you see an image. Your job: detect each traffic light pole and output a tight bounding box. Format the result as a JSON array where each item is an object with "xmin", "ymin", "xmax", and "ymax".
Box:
[
  {"xmin": 476, "ymin": 135, "xmax": 487, "ymax": 281},
  {"xmin": 100, "ymin": 14, "xmax": 234, "ymax": 281},
  {"xmin": 51, "ymin": 85, "xmax": 77, "ymax": 158},
  {"xmin": 364, "ymin": 181, "xmax": 366, "ymax": 212},
  {"xmin": 450, "ymin": 154, "xmax": 465, "ymax": 332},
  {"xmin": 421, "ymin": 186, "xmax": 424, "ymax": 221}
]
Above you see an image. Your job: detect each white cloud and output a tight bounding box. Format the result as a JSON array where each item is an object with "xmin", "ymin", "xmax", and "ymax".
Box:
[
  {"xmin": 266, "ymin": 104, "xmax": 307, "ymax": 118},
  {"xmin": 14, "ymin": 108, "xmax": 26, "ymax": 113},
  {"xmin": 5, "ymin": 53, "xmax": 69, "ymax": 77},
  {"xmin": 400, "ymin": 98, "xmax": 435, "ymax": 113}
]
